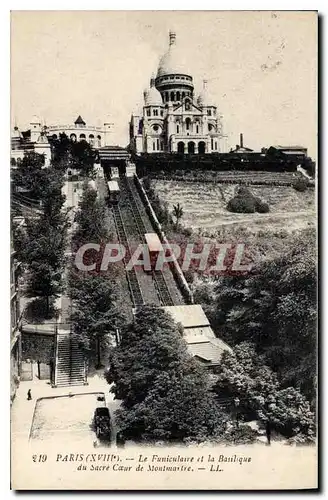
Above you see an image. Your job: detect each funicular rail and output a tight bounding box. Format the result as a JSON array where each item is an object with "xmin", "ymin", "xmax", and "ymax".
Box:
[
  {"xmin": 120, "ymin": 177, "xmax": 174, "ymax": 307},
  {"xmin": 111, "ymin": 204, "xmax": 144, "ymax": 308}
]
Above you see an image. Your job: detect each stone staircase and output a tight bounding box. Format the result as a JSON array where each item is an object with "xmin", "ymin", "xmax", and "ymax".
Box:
[{"xmin": 54, "ymin": 331, "xmax": 88, "ymax": 388}]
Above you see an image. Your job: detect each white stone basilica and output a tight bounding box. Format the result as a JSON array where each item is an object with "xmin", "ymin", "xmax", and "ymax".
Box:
[{"xmin": 129, "ymin": 31, "xmax": 225, "ymax": 155}]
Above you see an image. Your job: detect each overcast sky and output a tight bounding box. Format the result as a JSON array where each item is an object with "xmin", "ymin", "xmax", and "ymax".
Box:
[{"xmin": 11, "ymin": 11, "xmax": 317, "ymax": 158}]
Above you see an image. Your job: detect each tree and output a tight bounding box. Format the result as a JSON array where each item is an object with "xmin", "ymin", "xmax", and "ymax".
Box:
[
  {"xmin": 212, "ymin": 228, "xmax": 316, "ymax": 402},
  {"xmin": 172, "ymin": 202, "xmax": 184, "ymax": 229},
  {"xmin": 106, "ymin": 306, "xmax": 227, "ymax": 443},
  {"xmin": 11, "ymin": 152, "xmax": 47, "ymax": 199},
  {"xmin": 71, "ymin": 140, "xmax": 97, "ymax": 177},
  {"xmin": 69, "ymin": 272, "xmax": 124, "ymax": 367},
  {"xmin": 72, "ymin": 182, "xmax": 109, "ymax": 248},
  {"xmin": 213, "ymin": 343, "xmax": 315, "ymax": 442}
]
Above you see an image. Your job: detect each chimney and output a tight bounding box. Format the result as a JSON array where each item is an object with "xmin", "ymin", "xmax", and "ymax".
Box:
[
  {"xmin": 169, "ymin": 31, "xmax": 176, "ymax": 46},
  {"xmin": 240, "ymin": 133, "xmax": 244, "ymax": 148}
]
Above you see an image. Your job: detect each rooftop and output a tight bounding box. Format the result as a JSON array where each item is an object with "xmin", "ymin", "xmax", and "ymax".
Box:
[{"xmin": 163, "ymin": 304, "xmax": 210, "ymax": 329}]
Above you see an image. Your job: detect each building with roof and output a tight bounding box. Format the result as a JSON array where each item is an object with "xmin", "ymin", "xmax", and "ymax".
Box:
[
  {"xmin": 129, "ymin": 31, "xmax": 225, "ymax": 155},
  {"xmin": 163, "ymin": 305, "xmax": 232, "ymax": 367},
  {"xmin": 45, "ymin": 115, "xmax": 113, "ymax": 148},
  {"xmin": 11, "ymin": 115, "xmax": 114, "ymax": 167}
]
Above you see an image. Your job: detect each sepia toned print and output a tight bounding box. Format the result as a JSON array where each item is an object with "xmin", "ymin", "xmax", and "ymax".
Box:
[{"xmin": 10, "ymin": 10, "xmax": 317, "ymax": 490}]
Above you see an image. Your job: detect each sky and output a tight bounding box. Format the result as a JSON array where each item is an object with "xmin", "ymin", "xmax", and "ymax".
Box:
[{"xmin": 11, "ymin": 11, "xmax": 317, "ymax": 158}]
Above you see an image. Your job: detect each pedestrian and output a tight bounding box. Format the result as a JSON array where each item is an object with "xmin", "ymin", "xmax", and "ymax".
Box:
[
  {"xmin": 27, "ymin": 389, "xmax": 32, "ymax": 401},
  {"xmin": 265, "ymin": 420, "xmax": 271, "ymax": 446}
]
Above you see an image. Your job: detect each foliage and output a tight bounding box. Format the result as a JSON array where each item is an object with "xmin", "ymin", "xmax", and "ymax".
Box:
[
  {"xmin": 69, "ymin": 272, "xmax": 124, "ymax": 363},
  {"xmin": 212, "ymin": 228, "xmax": 316, "ymax": 402},
  {"xmin": 213, "ymin": 343, "xmax": 316, "ymax": 442},
  {"xmin": 293, "ymin": 177, "xmax": 309, "ymax": 192},
  {"xmin": 172, "ymin": 202, "xmax": 184, "ymax": 229},
  {"xmin": 11, "ymin": 152, "xmax": 47, "ymax": 200},
  {"xmin": 106, "ymin": 306, "xmax": 226, "ymax": 443},
  {"xmin": 50, "ymin": 133, "xmax": 97, "ymax": 176},
  {"xmin": 21, "ymin": 334, "xmax": 55, "ymax": 364},
  {"xmin": 72, "ymin": 182, "xmax": 109, "ymax": 247},
  {"xmin": 226, "ymin": 186, "xmax": 270, "ymax": 214}
]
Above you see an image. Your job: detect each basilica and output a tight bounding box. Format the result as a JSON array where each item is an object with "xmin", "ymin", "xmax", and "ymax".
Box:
[{"xmin": 129, "ymin": 31, "xmax": 225, "ymax": 155}]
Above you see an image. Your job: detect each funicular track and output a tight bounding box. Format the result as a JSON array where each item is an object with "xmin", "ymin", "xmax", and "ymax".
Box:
[
  {"xmin": 120, "ymin": 176, "xmax": 174, "ymax": 307},
  {"xmin": 111, "ymin": 204, "xmax": 144, "ymax": 308}
]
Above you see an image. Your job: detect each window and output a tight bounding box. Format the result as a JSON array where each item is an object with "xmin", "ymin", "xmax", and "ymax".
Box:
[
  {"xmin": 160, "ymin": 109, "xmax": 163, "ymax": 116},
  {"xmin": 207, "ymin": 109, "xmax": 212, "ymax": 116},
  {"xmin": 196, "ymin": 124, "xmax": 199, "ymax": 134},
  {"xmin": 176, "ymin": 91, "xmax": 180, "ymax": 101},
  {"xmin": 146, "ymin": 109, "xmax": 151, "ymax": 117},
  {"xmin": 153, "ymin": 109, "xmax": 158, "ymax": 116},
  {"xmin": 170, "ymin": 91, "xmax": 175, "ymax": 101},
  {"xmin": 208, "ymin": 124, "xmax": 213, "ymax": 132},
  {"xmin": 186, "ymin": 118, "xmax": 191, "ymax": 130},
  {"xmin": 211, "ymin": 138, "xmax": 214, "ymax": 150},
  {"xmin": 160, "ymin": 142, "xmax": 164, "ymax": 151},
  {"xmin": 182, "ymin": 92, "xmax": 185, "ymax": 99},
  {"xmin": 215, "ymin": 141, "xmax": 218, "ymax": 150},
  {"xmin": 165, "ymin": 92, "xmax": 169, "ymax": 102},
  {"xmin": 153, "ymin": 141, "xmax": 156, "ymax": 151},
  {"xmin": 177, "ymin": 124, "xmax": 180, "ymax": 134},
  {"xmin": 153, "ymin": 124, "xmax": 159, "ymax": 132},
  {"xmin": 157, "ymin": 139, "xmax": 160, "ymax": 150}
]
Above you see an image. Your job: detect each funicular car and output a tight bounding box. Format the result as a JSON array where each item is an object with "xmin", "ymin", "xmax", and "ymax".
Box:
[
  {"xmin": 107, "ymin": 180, "xmax": 120, "ymax": 205},
  {"xmin": 144, "ymin": 232, "xmax": 163, "ymax": 272}
]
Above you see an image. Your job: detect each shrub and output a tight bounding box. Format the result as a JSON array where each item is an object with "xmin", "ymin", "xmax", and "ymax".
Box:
[
  {"xmin": 227, "ymin": 196, "xmax": 256, "ymax": 213},
  {"xmin": 227, "ymin": 187, "xmax": 270, "ymax": 214},
  {"xmin": 255, "ymin": 200, "xmax": 270, "ymax": 213},
  {"xmin": 293, "ymin": 178, "xmax": 309, "ymax": 192}
]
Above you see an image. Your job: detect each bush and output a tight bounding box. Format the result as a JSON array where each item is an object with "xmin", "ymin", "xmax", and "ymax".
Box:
[
  {"xmin": 255, "ymin": 200, "xmax": 270, "ymax": 213},
  {"xmin": 293, "ymin": 178, "xmax": 309, "ymax": 192},
  {"xmin": 227, "ymin": 196, "xmax": 256, "ymax": 213},
  {"xmin": 227, "ymin": 187, "xmax": 270, "ymax": 214}
]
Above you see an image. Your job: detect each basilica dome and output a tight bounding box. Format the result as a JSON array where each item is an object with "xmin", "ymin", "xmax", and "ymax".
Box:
[
  {"xmin": 157, "ymin": 31, "xmax": 191, "ymax": 78},
  {"xmin": 144, "ymin": 77, "xmax": 163, "ymax": 106}
]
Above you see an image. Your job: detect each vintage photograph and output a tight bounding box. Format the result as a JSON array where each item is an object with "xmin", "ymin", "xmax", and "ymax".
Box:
[{"xmin": 10, "ymin": 10, "xmax": 317, "ymax": 490}]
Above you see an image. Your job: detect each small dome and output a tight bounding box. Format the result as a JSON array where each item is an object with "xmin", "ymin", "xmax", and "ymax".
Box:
[
  {"xmin": 144, "ymin": 77, "xmax": 163, "ymax": 106},
  {"xmin": 157, "ymin": 31, "xmax": 191, "ymax": 78}
]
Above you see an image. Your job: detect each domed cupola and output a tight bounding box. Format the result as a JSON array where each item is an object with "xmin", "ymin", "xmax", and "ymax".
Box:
[
  {"xmin": 155, "ymin": 31, "xmax": 194, "ymax": 104},
  {"xmin": 144, "ymin": 75, "xmax": 163, "ymax": 106}
]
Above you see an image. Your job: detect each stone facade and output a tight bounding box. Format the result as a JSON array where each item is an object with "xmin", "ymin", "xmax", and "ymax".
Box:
[{"xmin": 129, "ymin": 31, "xmax": 225, "ymax": 155}]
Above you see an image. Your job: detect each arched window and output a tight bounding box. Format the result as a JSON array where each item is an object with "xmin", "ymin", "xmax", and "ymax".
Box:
[
  {"xmin": 153, "ymin": 109, "xmax": 158, "ymax": 116},
  {"xmin": 165, "ymin": 92, "xmax": 169, "ymax": 102},
  {"xmin": 89, "ymin": 134, "xmax": 94, "ymax": 146},
  {"xmin": 198, "ymin": 141, "xmax": 206, "ymax": 154},
  {"xmin": 176, "ymin": 91, "xmax": 180, "ymax": 101},
  {"xmin": 97, "ymin": 135, "xmax": 101, "ymax": 147},
  {"xmin": 186, "ymin": 118, "xmax": 191, "ymax": 131},
  {"xmin": 52, "ymin": 134, "xmax": 58, "ymax": 140},
  {"xmin": 177, "ymin": 124, "xmax": 180, "ymax": 134},
  {"xmin": 70, "ymin": 133, "xmax": 76, "ymax": 142},
  {"xmin": 188, "ymin": 141, "xmax": 195, "ymax": 154},
  {"xmin": 196, "ymin": 124, "xmax": 199, "ymax": 134},
  {"xmin": 208, "ymin": 123, "xmax": 213, "ymax": 132},
  {"xmin": 80, "ymin": 133, "xmax": 86, "ymax": 140},
  {"xmin": 177, "ymin": 142, "xmax": 185, "ymax": 154},
  {"xmin": 170, "ymin": 91, "xmax": 175, "ymax": 102}
]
